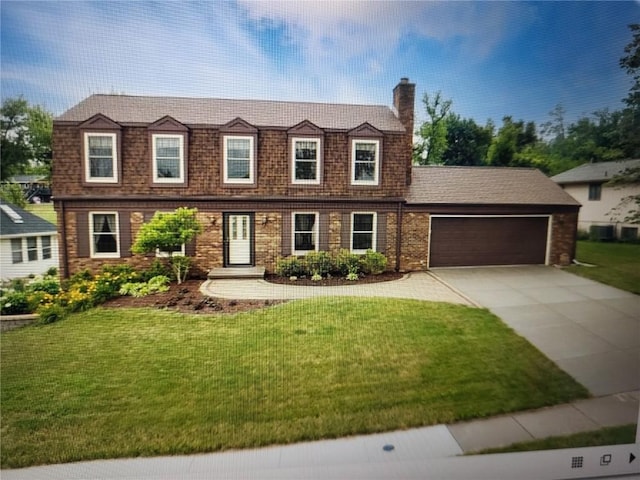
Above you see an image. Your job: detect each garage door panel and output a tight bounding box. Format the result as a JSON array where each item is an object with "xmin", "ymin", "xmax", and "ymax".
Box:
[{"xmin": 430, "ymin": 217, "xmax": 548, "ymax": 267}]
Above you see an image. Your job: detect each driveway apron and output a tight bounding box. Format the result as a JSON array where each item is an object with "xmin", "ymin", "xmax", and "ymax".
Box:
[{"xmin": 433, "ymin": 266, "xmax": 640, "ymax": 396}]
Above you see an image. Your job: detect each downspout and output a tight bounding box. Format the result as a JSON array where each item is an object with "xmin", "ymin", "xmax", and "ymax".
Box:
[
  {"xmin": 58, "ymin": 200, "xmax": 69, "ymax": 278},
  {"xmin": 395, "ymin": 201, "xmax": 403, "ymax": 272}
]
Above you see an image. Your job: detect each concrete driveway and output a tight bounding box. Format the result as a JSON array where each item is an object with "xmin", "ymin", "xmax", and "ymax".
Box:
[{"xmin": 433, "ymin": 266, "xmax": 640, "ymax": 396}]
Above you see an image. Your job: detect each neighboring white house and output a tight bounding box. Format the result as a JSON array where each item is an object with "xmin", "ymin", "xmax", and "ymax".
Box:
[
  {"xmin": 0, "ymin": 201, "xmax": 59, "ymax": 281},
  {"xmin": 552, "ymin": 159, "xmax": 640, "ymax": 241}
]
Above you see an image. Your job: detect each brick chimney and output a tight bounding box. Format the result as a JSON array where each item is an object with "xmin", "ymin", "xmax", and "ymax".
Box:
[{"xmin": 393, "ymin": 77, "xmax": 415, "ymax": 185}]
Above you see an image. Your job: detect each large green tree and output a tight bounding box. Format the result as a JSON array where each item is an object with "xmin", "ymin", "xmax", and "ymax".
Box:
[
  {"xmin": 1, "ymin": 97, "xmax": 53, "ymax": 180},
  {"xmin": 413, "ymin": 91, "xmax": 452, "ymax": 165},
  {"xmin": 131, "ymin": 208, "xmax": 203, "ymax": 284},
  {"xmin": 441, "ymin": 114, "xmax": 493, "ymax": 166}
]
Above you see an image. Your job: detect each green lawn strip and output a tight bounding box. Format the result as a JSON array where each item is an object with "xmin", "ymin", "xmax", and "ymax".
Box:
[
  {"xmin": 25, "ymin": 203, "xmax": 56, "ymax": 224},
  {"xmin": 1, "ymin": 298, "xmax": 589, "ymax": 469},
  {"xmin": 566, "ymin": 241, "xmax": 640, "ymax": 294},
  {"xmin": 474, "ymin": 424, "xmax": 636, "ymax": 454}
]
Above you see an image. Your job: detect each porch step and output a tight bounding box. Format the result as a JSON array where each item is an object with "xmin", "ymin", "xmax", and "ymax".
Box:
[{"xmin": 207, "ymin": 266, "xmax": 266, "ymax": 280}]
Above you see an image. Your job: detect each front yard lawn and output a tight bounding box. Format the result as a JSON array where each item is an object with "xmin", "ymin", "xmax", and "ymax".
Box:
[
  {"xmin": 567, "ymin": 241, "xmax": 640, "ymax": 294},
  {"xmin": 1, "ymin": 298, "xmax": 589, "ymax": 469}
]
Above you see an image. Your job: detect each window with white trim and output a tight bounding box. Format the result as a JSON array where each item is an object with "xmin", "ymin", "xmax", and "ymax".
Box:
[
  {"xmin": 292, "ymin": 212, "xmax": 318, "ymax": 255},
  {"xmin": 85, "ymin": 133, "xmax": 118, "ymax": 183},
  {"xmin": 41, "ymin": 236, "xmax": 52, "ymax": 260},
  {"xmin": 152, "ymin": 134, "xmax": 184, "ymax": 182},
  {"xmin": 27, "ymin": 237, "xmax": 38, "ymax": 261},
  {"xmin": 156, "ymin": 244, "xmax": 185, "ymax": 258},
  {"xmin": 224, "ymin": 136, "xmax": 254, "ymax": 183},
  {"xmin": 351, "ymin": 213, "xmax": 376, "ymax": 253},
  {"xmin": 351, "ymin": 140, "xmax": 379, "ymax": 185},
  {"xmin": 11, "ymin": 238, "xmax": 23, "ymax": 264},
  {"xmin": 292, "ymin": 138, "xmax": 320, "ymax": 184},
  {"xmin": 90, "ymin": 212, "xmax": 120, "ymax": 258}
]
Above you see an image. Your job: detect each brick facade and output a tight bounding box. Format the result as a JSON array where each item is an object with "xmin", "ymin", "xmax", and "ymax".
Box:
[{"xmin": 53, "ymin": 79, "xmax": 580, "ymax": 279}]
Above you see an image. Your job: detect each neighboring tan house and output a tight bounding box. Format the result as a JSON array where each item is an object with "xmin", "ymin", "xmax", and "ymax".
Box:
[
  {"xmin": 51, "ymin": 79, "xmax": 580, "ymax": 278},
  {"xmin": 0, "ymin": 201, "xmax": 59, "ymax": 280},
  {"xmin": 552, "ymin": 159, "xmax": 640, "ymax": 241}
]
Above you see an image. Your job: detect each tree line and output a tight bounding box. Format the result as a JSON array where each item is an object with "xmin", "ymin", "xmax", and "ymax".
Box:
[{"xmin": 414, "ymin": 24, "xmax": 640, "ymax": 177}]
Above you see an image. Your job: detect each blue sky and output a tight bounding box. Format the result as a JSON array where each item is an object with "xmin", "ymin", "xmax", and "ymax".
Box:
[{"xmin": 1, "ymin": 1, "xmax": 638, "ymax": 129}]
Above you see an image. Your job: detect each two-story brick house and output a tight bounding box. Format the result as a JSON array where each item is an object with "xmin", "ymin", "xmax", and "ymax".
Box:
[{"xmin": 52, "ymin": 79, "xmax": 580, "ymax": 278}]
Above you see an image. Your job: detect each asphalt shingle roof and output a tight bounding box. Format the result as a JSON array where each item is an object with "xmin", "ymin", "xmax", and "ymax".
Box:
[
  {"xmin": 0, "ymin": 201, "xmax": 57, "ymax": 237},
  {"xmin": 407, "ymin": 166, "xmax": 580, "ymax": 206},
  {"xmin": 551, "ymin": 159, "xmax": 640, "ymax": 184},
  {"xmin": 56, "ymin": 94, "xmax": 406, "ymax": 132}
]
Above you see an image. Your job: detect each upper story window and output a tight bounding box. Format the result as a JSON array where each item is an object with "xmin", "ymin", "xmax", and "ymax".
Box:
[
  {"xmin": 224, "ymin": 136, "xmax": 254, "ymax": 184},
  {"xmin": 152, "ymin": 134, "xmax": 184, "ymax": 183},
  {"xmin": 351, "ymin": 139, "xmax": 380, "ymax": 185},
  {"xmin": 292, "ymin": 138, "xmax": 321, "ymax": 185},
  {"xmin": 85, "ymin": 133, "xmax": 118, "ymax": 183},
  {"xmin": 351, "ymin": 212, "xmax": 377, "ymax": 253},
  {"xmin": 292, "ymin": 212, "xmax": 318, "ymax": 255},
  {"xmin": 588, "ymin": 183, "xmax": 602, "ymax": 201},
  {"xmin": 90, "ymin": 212, "xmax": 120, "ymax": 258}
]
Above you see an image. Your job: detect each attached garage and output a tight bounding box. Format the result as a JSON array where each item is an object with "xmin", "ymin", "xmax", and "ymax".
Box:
[
  {"xmin": 402, "ymin": 166, "xmax": 582, "ymax": 271},
  {"xmin": 429, "ymin": 216, "xmax": 549, "ymax": 267}
]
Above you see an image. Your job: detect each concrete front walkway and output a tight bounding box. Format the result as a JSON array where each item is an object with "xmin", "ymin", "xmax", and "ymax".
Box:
[{"xmin": 200, "ymin": 271, "xmax": 474, "ymax": 305}]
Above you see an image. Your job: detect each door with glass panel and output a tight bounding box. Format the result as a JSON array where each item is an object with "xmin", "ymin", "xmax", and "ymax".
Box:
[{"xmin": 225, "ymin": 213, "xmax": 252, "ymax": 266}]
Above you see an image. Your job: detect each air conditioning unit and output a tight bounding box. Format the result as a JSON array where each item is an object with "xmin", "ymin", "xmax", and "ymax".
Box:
[
  {"xmin": 620, "ymin": 227, "xmax": 638, "ymax": 242},
  {"xmin": 589, "ymin": 225, "xmax": 615, "ymax": 241}
]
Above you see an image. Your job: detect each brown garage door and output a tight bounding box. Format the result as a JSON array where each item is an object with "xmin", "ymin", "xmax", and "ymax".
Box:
[{"xmin": 430, "ymin": 216, "xmax": 549, "ymax": 267}]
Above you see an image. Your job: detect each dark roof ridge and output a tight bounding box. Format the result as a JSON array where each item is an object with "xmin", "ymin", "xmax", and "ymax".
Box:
[{"xmin": 412, "ymin": 165, "xmax": 541, "ymax": 171}]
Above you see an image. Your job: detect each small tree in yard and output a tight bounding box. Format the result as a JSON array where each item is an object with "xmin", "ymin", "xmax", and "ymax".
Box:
[{"xmin": 132, "ymin": 208, "xmax": 203, "ymax": 284}]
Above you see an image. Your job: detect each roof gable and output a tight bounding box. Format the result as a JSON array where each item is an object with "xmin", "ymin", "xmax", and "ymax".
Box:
[
  {"xmin": 148, "ymin": 115, "xmax": 188, "ymax": 132},
  {"xmin": 287, "ymin": 120, "xmax": 323, "ymax": 136},
  {"xmin": 220, "ymin": 117, "xmax": 258, "ymax": 134},
  {"xmin": 348, "ymin": 122, "xmax": 383, "ymax": 137},
  {"xmin": 78, "ymin": 113, "xmax": 121, "ymax": 130}
]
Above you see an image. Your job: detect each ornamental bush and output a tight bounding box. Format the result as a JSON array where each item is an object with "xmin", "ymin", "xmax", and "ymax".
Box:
[
  {"xmin": 275, "ymin": 256, "xmax": 307, "ymax": 277},
  {"xmin": 334, "ymin": 249, "xmax": 362, "ymax": 276},
  {"xmin": 304, "ymin": 251, "xmax": 334, "ymax": 276},
  {"xmin": 360, "ymin": 249, "xmax": 387, "ymax": 275}
]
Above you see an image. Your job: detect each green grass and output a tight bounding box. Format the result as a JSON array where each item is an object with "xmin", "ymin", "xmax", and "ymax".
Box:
[
  {"xmin": 25, "ymin": 203, "xmax": 56, "ymax": 225},
  {"xmin": 1, "ymin": 298, "xmax": 589, "ymax": 469},
  {"xmin": 566, "ymin": 241, "xmax": 640, "ymax": 294},
  {"xmin": 476, "ymin": 424, "xmax": 636, "ymax": 454}
]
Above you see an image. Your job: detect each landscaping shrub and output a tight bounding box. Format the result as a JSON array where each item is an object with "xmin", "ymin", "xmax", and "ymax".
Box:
[
  {"xmin": 27, "ymin": 278, "xmax": 60, "ymax": 296},
  {"xmin": 36, "ymin": 303, "xmax": 66, "ymax": 325},
  {"xmin": 334, "ymin": 249, "xmax": 362, "ymax": 277},
  {"xmin": 360, "ymin": 249, "xmax": 387, "ymax": 275},
  {"xmin": 119, "ymin": 275, "xmax": 170, "ymax": 297},
  {"xmin": 141, "ymin": 259, "xmax": 173, "ymax": 282},
  {"xmin": 276, "ymin": 256, "xmax": 307, "ymax": 277},
  {"xmin": 0, "ymin": 291, "xmax": 31, "ymax": 315},
  {"xmin": 304, "ymin": 251, "xmax": 334, "ymax": 276}
]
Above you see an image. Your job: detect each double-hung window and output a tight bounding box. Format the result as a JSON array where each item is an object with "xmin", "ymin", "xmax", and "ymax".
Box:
[
  {"xmin": 224, "ymin": 136, "xmax": 254, "ymax": 184},
  {"xmin": 292, "ymin": 212, "xmax": 318, "ymax": 255},
  {"xmin": 41, "ymin": 236, "xmax": 52, "ymax": 260},
  {"xmin": 292, "ymin": 138, "xmax": 320, "ymax": 184},
  {"xmin": 588, "ymin": 183, "xmax": 602, "ymax": 201},
  {"xmin": 11, "ymin": 239, "xmax": 23, "ymax": 264},
  {"xmin": 90, "ymin": 212, "xmax": 120, "ymax": 258},
  {"xmin": 351, "ymin": 140, "xmax": 380, "ymax": 185},
  {"xmin": 152, "ymin": 134, "xmax": 184, "ymax": 183},
  {"xmin": 27, "ymin": 237, "xmax": 38, "ymax": 261},
  {"xmin": 351, "ymin": 213, "xmax": 376, "ymax": 253},
  {"xmin": 85, "ymin": 133, "xmax": 118, "ymax": 183}
]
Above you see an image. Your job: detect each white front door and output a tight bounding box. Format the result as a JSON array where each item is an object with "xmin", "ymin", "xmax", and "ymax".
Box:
[{"xmin": 228, "ymin": 214, "xmax": 251, "ymax": 265}]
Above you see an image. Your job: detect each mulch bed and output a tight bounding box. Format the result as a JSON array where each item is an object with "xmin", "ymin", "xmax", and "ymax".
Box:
[{"xmin": 101, "ymin": 272, "xmax": 405, "ymax": 315}]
